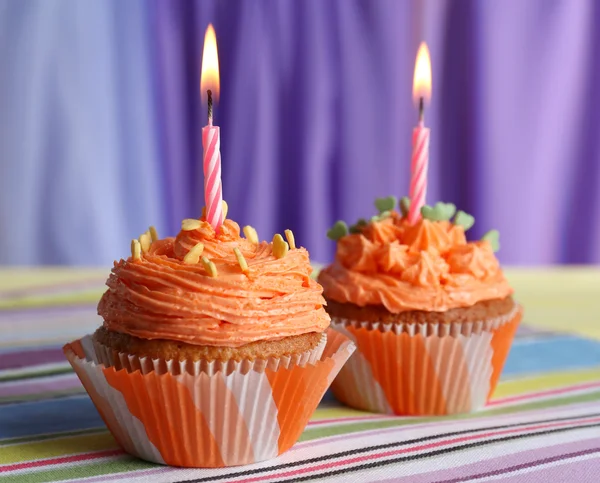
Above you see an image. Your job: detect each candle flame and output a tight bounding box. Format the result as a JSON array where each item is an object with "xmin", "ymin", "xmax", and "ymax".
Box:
[
  {"xmin": 200, "ymin": 24, "xmax": 220, "ymax": 101},
  {"xmin": 413, "ymin": 42, "xmax": 432, "ymax": 104}
]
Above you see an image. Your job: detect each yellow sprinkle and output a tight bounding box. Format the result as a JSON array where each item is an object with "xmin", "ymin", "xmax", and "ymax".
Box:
[
  {"xmin": 201, "ymin": 256, "xmax": 218, "ymax": 277},
  {"xmin": 243, "ymin": 225, "xmax": 259, "ymax": 244},
  {"xmin": 222, "ymin": 200, "xmax": 228, "ymax": 219},
  {"xmin": 183, "ymin": 242, "xmax": 204, "ymax": 265},
  {"xmin": 182, "ymin": 219, "xmax": 202, "ymax": 231},
  {"xmin": 149, "ymin": 226, "xmax": 158, "ymax": 243},
  {"xmin": 272, "ymin": 234, "xmax": 289, "ymax": 259},
  {"xmin": 130, "ymin": 239, "xmax": 142, "ymax": 261},
  {"xmin": 233, "ymin": 247, "xmax": 249, "ymax": 273},
  {"xmin": 284, "ymin": 229, "xmax": 296, "ymax": 250},
  {"xmin": 139, "ymin": 231, "xmax": 151, "ymax": 253}
]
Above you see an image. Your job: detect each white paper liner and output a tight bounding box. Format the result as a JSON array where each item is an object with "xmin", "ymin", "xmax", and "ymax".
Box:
[
  {"xmin": 333, "ymin": 302, "xmax": 521, "ymax": 336},
  {"xmin": 93, "ymin": 332, "xmax": 328, "ymax": 376},
  {"xmin": 64, "ymin": 330, "xmax": 355, "ymax": 468},
  {"xmin": 330, "ymin": 304, "xmax": 522, "ymax": 415}
]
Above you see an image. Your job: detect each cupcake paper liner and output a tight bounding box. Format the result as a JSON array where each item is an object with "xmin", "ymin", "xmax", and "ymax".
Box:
[
  {"xmin": 92, "ymin": 333, "xmax": 328, "ymax": 376},
  {"xmin": 63, "ymin": 329, "xmax": 355, "ymax": 468},
  {"xmin": 330, "ymin": 304, "xmax": 522, "ymax": 416}
]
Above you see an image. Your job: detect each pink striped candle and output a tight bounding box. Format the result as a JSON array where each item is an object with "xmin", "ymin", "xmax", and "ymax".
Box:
[
  {"xmin": 202, "ymin": 90, "xmax": 223, "ymax": 230},
  {"xmin": 201, "ymin": 25, "xmax": 223, "ymax": 231},
  {"xmin": 408, "ymin": 119, "xmax": 430, "ymax": 224},
  {"xmin": 408, "ymin": 42, "xmax": 432, "ymax": 224}
]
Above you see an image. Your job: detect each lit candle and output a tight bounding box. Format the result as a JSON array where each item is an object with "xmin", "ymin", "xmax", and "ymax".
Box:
[
  {"xmin": 408, "ymin": 42, "xmax": 432, "ymax": 224},
  {"xmin": 200, "ymin": 24, "xmax": 224, "ymax": 231}
]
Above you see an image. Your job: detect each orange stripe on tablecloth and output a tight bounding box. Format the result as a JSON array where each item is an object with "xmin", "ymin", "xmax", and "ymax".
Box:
[{"xmin": 102, "ymin": 368, "xmax": 225, "ymax": 468}]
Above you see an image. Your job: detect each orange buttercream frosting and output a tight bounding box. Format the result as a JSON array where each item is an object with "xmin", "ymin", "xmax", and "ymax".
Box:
[
  {"xmin": 318, "ymin": 214, "xmax": 513, "ymax": 313},
  {"xmin": 98, "ymin": 219, "xmax": 330, "ymax": 347}
]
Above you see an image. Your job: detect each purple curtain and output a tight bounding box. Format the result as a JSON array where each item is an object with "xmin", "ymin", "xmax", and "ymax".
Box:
[
  {"xmin": 148, "ymin": 0, "xmax": 600, "ymax": 265},
  {"xmin": 5, "ymin": 0, "xmax": 594, "ymax": 265}
]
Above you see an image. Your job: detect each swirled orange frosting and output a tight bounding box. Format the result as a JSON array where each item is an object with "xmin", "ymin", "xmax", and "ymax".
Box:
[
  {"xmin": 318, "ymin": 213, "xmax": 512, "ymax": 313},
  {"xmin": 98, "ymin": 219, "xmax": 330, "ymax": 347}
]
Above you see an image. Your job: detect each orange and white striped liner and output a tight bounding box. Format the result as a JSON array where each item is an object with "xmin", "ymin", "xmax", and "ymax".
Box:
[
  {"xmin": 330, "ymin": 304, "xmax": 522, "ymax": 416},
  {"xmin": 63, "ymin": 328, "xmax": 355, "ymax": 468}
]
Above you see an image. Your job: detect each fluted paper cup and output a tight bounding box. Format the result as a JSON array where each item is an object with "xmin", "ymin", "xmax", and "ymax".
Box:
[
  {"xmin": 63, "ymin": 328, "xmax": 355, "ymax": 468},
  {"xmin": 92, "ymin": 333, "xmax": 328, "ymax": 376},
  {"xmin": 330, "ymin": 304, "xmax": 522, "ymax": 416}
]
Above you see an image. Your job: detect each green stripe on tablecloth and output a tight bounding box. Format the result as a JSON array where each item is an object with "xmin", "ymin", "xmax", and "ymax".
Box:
[
  {"xmin": 506, "ymin": 267, "xmax": 600, "ymax": 340},
  {"xmin": 310, "ymin": 406, "xmax": 373, "ymax": 420},
  {"xmin": 0, "ymin": 269, "xmax": 105, "ymax": 292},
  {"xmin": 494, "ymin": 367, "xmax": 600, "ymax": 398},
  {"xmin": 0, "ymin": 293, "xmax": 101, "ymax": 310},
  {"xmin": 298, "ymin": 390, "xmax": 600, "ymax": 441},
  {"xmin": 0, "ymin": 433, "xmax": 118, "ymax": 464},
  {"xmin": 0, "ymin": 457, "xmax": 155, "ymax": 483},
  {"xmin": 0, "ymin": 428, "xmax": 107, "ymax": 446}
]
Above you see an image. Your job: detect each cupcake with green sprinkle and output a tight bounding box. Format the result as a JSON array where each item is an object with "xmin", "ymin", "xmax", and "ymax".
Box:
[{"xmin": 318, "ymin": 196, "xmax": 522, "ymax": 416}]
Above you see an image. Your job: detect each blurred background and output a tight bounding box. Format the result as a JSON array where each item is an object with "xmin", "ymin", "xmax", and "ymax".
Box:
[{"xmin": 0, "ymin": 0, "xmax": 599, "ymax": 267}]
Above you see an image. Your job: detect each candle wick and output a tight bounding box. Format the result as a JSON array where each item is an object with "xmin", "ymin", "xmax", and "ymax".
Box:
[
  {"xmin": 418, "ymin": 97, "xmax": 424, "ymax": 124},
  {"xmin": 207, "ymin": 89, "xmax": 213, "ymax": 126}
]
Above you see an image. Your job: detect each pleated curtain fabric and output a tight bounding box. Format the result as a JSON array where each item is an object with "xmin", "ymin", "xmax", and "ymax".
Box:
[{"xmin": 0, "ymin": 0, "xmax": 599, "ymax": 266}]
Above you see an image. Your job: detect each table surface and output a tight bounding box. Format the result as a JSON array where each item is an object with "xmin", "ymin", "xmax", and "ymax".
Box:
[{"xmin": 0, "ymin": 267, "xmax": 599, "ymax": 482}]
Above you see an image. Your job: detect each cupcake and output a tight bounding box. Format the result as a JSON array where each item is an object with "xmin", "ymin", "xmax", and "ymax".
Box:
[
  {"xmin": 318, "ymin": 198, "xmax": 522, "ymax": 416},
  {"xmin": 64, "ymin": 209, "xmax": 355, "ymax": 468}
]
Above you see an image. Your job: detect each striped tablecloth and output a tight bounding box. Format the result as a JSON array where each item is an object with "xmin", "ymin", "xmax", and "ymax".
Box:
[{"xmin": 1, "ymin": 267, "xmax": 599, "ymax": 482}]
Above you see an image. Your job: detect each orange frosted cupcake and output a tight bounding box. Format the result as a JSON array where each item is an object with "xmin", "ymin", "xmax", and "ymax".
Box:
[
  {"xmin": 64, "ymin": 209, "xmax": 355, "ymax": 468},
  {"xmin": 318, "ymin": 198, "xmax": 522, "ymax": 416},
  {"xmin": 95, "ymin": 218, "xmax": 329, "ymax": 365}
]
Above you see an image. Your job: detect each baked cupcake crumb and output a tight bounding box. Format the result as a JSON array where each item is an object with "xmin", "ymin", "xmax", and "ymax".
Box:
[
  {"xmin": 326, "ymin": 296, "xmax": 515, "ymax": 326},
  {"xmin": 94, "ymin": 326, "xmax": 323, "ymax": 362}
]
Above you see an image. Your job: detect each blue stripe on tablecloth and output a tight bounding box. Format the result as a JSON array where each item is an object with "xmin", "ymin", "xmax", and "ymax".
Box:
[
  {"xmin": 503, "ymin": 336, "xmax": 600, "ymax": 377},
  {"xmin": 0, "ymin": 395, "xmax": 103, "ymax": 439}
]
